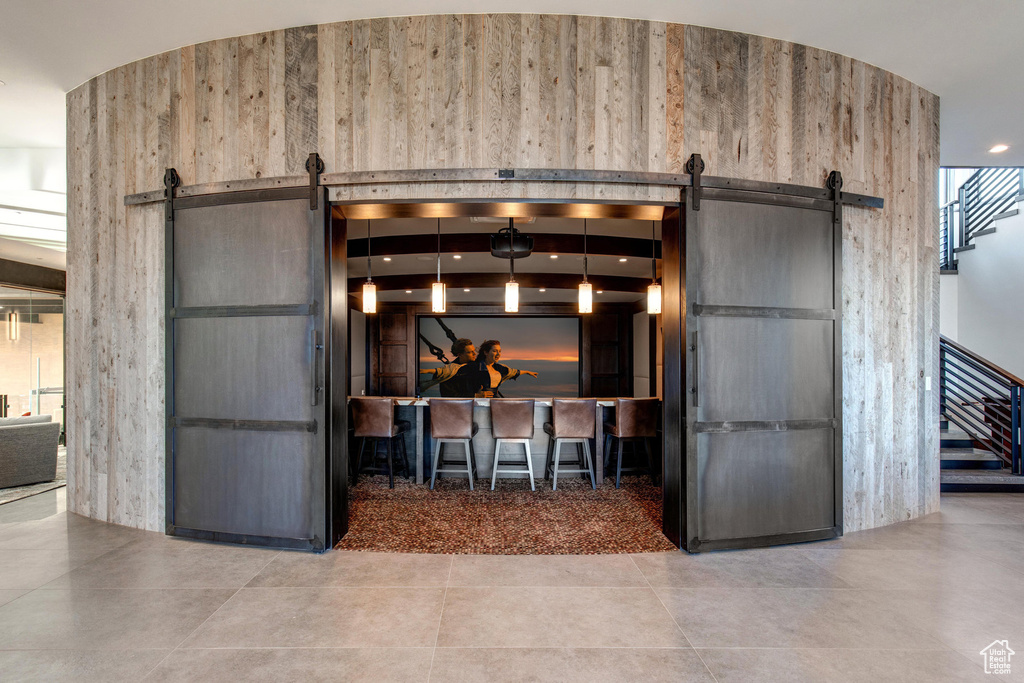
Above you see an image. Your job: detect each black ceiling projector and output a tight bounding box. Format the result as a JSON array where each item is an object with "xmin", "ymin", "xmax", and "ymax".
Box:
[{"xmin": 490, "ymin": 226, "xmax": 534, "ymax": 259}]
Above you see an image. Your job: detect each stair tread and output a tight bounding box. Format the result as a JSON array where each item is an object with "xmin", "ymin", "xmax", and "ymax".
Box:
[
  {"xmin": 940, "ymin": 449, "xmax": 1003, "ymax": 461},
  {"xmin": 940, "ymin": 469, "xmax": 1022, "ymax": 483}
]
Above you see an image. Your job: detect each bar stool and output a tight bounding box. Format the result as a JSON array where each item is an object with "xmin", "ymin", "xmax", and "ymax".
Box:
[
  {"xmin": 429, "ymin": 399, "xmax": 479, "ymax": 490},
  {"xmin": 543, "ymin": 398, "xmax": 597, "ymax": 490},
  {"xmin": 350, "ymin": 397, "xmax": 411, "ymax": 489},
  {"xmin": 603, "ymin": 398, "xmax": 659, "ymax": 488},
  {"xmin": 490, "ymin": 399, "xmax": 537, "ymax": 491}
]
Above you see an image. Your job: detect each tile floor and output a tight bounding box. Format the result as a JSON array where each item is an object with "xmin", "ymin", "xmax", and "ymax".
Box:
[{"xmin": 1, "ymin": 490, "xmax": 1023, "ymax": 681}]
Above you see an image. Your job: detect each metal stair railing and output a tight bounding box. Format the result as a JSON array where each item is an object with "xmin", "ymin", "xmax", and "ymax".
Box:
[
  {"xmin": 940, "ymin": 335, "xmax": 1023, "ymax": 474},
  {"xmin": 958, "ymin": 167, "xmax": 1024, "ymax": 247},
  {"xmin": 940, "ymin": 199, "xmax": 959, "ymax": 270}
]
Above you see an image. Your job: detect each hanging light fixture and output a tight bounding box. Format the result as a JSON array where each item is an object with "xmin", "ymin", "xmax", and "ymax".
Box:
[
  {"xmin": 7, "ymin": 311, "xmax": 18, "ymax": 341},
  {"xmin": 362, "ymin": 221, "xmax": 377, "ymax": 314},
  {"xmin": 505, "ymin": 217, "xmax": 519, "ymax": 313},
  {"xmin": 647, "ymin": 221, "xmax": 662, "ymax": 315},
  {"xmin": 578, "ymin": 219, "xmax": 592, "ymax": 314},
  {"xmin": 432, "ymin": 218, "xmax": 446, "ymax": 313}
]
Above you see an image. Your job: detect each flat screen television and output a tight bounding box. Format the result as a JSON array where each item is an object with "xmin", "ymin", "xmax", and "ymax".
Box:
[{"xmin": 417, "ymin": 316, "xmax": 580, "ymax": 398}]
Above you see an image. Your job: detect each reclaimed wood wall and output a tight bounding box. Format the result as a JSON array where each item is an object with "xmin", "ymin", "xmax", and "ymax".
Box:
[{"xmin": 66, "ymin": 15, "xmax": 939, "ymax": 533}]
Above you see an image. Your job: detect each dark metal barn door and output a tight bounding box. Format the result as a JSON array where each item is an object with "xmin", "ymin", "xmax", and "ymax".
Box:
[
  {"xmin": 165, "ymin": 178, "xmax": 337, "ymax": 551},
  {"xmin": 683, "ymin": 180, "xmax": 844, "ymax": 551}
]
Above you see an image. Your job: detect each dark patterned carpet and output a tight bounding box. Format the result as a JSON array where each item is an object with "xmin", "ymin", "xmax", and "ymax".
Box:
[{"xmin": 337, "ymin": 474, "xmax": 676, "ymax": 555}]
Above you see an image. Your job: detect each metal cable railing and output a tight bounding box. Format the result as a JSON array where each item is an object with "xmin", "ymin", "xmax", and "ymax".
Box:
[{"xmin": 940, "ymin": 335, "xmax": 1022, "ymax": 473}]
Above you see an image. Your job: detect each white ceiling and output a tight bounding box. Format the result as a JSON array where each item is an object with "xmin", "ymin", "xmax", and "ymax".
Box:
[{"xmin": 2, "ymin": 1, "xmax": 1023, "ymax": 269}]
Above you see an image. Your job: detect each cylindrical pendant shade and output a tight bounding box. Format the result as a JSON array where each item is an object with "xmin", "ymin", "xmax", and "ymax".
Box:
[
  {"xmin": 505, "ymin": 281, "xmax": 519, "ymax": 312},
  {"xmin": 431, "ymin": 281, "xmax": 446, "ymax": 313},
  {"xmin": 647, "ymin": 283, "xmax": 662, "ymax": 314},
  {"xmin": 578, "ymin": 282, "xmax": 593, "ymax": 314},
  {"xmin": 362, "ymin": 282, "xmax": 377, "ymax": 314},
  {"xmin": 7, "ymin": 311, "xmax": 18, "ymax": 341}
]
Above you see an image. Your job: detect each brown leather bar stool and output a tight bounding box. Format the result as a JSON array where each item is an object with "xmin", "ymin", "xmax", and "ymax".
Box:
[
  {"xmin": 603, "ymin": 398, "xmax": 659, "ymax": 488},
  {"xmin": 428, "ymin": 399, "xmax": 479, "ymax": 490},
  {"xmin": 543, "ymin": 398, "xmax": 597, "ymax": 490},
  {"xmin": 350, "ymin": 397, "xmax": 411, "ymax": 489},
  {"xmin": 490, "ymin": 399, "xmax": 537, "ymax": 491}
]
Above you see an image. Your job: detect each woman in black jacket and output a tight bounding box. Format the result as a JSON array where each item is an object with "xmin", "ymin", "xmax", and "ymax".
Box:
[{"xmin": 458, "ymin": 339, "xmax": 538, "ymax": 397}]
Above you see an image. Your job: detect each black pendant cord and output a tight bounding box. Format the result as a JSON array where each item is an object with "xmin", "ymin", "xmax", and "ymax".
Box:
[
  {"xmin": 436, "ymin": 218, "xmax": 442, "ymax": 281},
  {"xmin": 651, "ymin": 220, "xmax": 657, "ymax": 283},
  {"xmin": 366, "ymin": 220, "xmax": 372, "ymax": 282},
  {"xmin": 508, "ymin": 217, "xmax": 515, "ymax": 282},
  {"xmin": 583, "ymin": 218, "xmax": 588, "ymax": 283}
]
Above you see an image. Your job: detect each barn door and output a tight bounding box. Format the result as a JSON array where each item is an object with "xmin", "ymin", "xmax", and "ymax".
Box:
[
  {"xmin": 165, "ymin": 179, "xmax": 338, "ymax": 551},
  {"xmin": 683, "ymin": 181, "xmax": 843, "ymax": 551}
]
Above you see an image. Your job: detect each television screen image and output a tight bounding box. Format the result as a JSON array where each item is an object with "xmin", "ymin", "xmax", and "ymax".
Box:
[{"xmin": 418, "ymin": 316, "xmax": 580, "ymax": 398}]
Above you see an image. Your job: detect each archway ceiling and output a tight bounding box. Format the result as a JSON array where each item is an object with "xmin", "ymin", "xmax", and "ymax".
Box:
[{"xmin": 3, "ymin": 2, "xmax": 1023, "ymax": 166}]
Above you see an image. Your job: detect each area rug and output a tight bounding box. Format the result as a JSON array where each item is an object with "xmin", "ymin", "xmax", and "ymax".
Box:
[
  {"xmin": 0, "ymin": 447, "xmax": 66, "ymax": 505},
  {"xmin": 337, "ymin": 474, "xmax": 676, "ymax": 555}
]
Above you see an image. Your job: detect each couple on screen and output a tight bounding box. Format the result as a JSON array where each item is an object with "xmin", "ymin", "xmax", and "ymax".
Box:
[{"xmin": 419, "ymin": 338, "xmax": 537, "ymax": 398}]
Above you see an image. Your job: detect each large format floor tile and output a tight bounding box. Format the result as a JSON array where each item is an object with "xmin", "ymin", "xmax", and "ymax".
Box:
[
  {"xmin": 0, "ymin": 550, "xmax": 84, "ymax": 590},
  {"xmin": 656, "ymin": 587, "xmax": 949, "ymax": 649},
  {"xmin": 43, "ymin": 536, "xmax": 280, "ymax": 589},
  {"xmin": 180, "ymin": 587, "xmax": 445, "ymax": 649},
  {"xmin": 631, "ymin": 547, "xmax": 851, "ymax": 588},
  {"xmin": 247, "ymin": 550, "xmax": 453, "ymax": 588},
  {"xmin": 145, "ymin": 647, "xmax": 434, "ymax": 682},
  {"xmin": 0, "ymin": 489, "xmax": 66, "ymax": 525},
  {"xmin": 801, "ymin": 548, "xmax": 1024, "ymax": 590},
  {"xmin": 0, "ymin": 589, "xmax": 29, "ymax": 609},
  {"xmin": 697, "ymin": 647, "xmax": 990, "ymax": 682},
  {"xmin": 430, "ymin": 647, "xmax": 716, "ymax": 682},
  {"xmin": 447, "ymin": 554, "xmax": 648, "ymax": 587},
  {"xmin": 0, "ymin": 649, "xmax": 170, "ymax": 683},
  {"xmin": 0, "ymin": 588, "xmax": 236, "ymax": 650},
  {"xmin": 437, "ymin": 587, "xmax": 689, "ymax": 648}
]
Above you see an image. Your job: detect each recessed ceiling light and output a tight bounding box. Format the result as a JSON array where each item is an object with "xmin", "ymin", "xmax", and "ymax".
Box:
[
  {"xmin": 453, "ymin": 255, "xmax": 461, "ymax": 259},
  {"xmin": 0, "ymin": 80, "xmax": 5, "ymax": 86},
  {"xmin": 596, "ymin": 290, "xmax": 603, "ymax": 294},
  {"xmin": 405, "ymin": 290, "xmax": 412, "ymax": 294},
  {"xmin": 463, "ymin": 288, "xmax": 470, "ymax": 292},
  {"xmin": 538, "ymin": 289, "xmax": 546, "ymax": 293},
  {"xmin": 619, "ymin": 258, "xmax": 627, "ymax": 262},
  {"xmin": 383, "ymin": 257, "xmax": 391, "ymax": 261},
  {"xmin": 550, "ymin": 255, "xmax": 558, "ymax": 259},
  {"xmin": 990, "ymin": 144, "xmax": 1010, "ymax": 154}
]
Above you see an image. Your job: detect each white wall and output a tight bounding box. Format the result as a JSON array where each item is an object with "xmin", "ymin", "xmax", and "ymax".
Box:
[
  {"xmin": 939, "ymin": 273, "xmax": 958, "ymax": 341},
  {"xmin": 955, "ymin": 205, "xmax": 1024, "ymax": 377}
]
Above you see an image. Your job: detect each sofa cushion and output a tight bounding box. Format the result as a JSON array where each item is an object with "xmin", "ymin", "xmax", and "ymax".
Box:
[{"xmin": 0, "ymin": 415, "xmax": 52, "ymax": 427}]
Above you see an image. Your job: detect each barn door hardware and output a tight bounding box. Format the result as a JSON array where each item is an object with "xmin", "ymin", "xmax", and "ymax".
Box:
[
  {"xmin": 306, "ymin": 153, "xmax": 325, "ymax": 210},
  {"xmin": 686, "ymin": 154, "xmax": 705, "ymax": 210},
  {"xmin": 827, "ymin": 170, "xmax": 843, "ymax": 224}
]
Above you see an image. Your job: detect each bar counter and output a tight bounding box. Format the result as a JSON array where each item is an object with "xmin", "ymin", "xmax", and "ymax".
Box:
[{"xmin": 357, "ymin": 398, "xmax": 623, "ymax": 486}]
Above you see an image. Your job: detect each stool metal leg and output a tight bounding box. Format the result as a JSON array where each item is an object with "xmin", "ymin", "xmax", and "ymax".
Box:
[
  {"xmin": 544, "ymin": 436, "xmax": 554, "ymax": 480},
  {"xmin": 583, "ymin": 438, "xmax": 596, "ymax": 489},
  {"xmin": 552, "ymin": 439, "xmax": 561, "ymax": 491},
  {"xmin": 465, "ymin": 440, "xmax": 474, "ymax": 490},
  {"xmin": 615, "ymin": 438, "xmax": 624, "ymax": 489},
  {"xmin": 491, "ymin": 439, "xmax": 504, "ymax": 490},
  {"xmin": 430, "ymin": 440, "xmax": 442, "ymax": 490},
  {"xmin": 524, "ymin": 440, "xmax": 535, "ymax": 491},
  {"xmin": 386, "ymin": 439, "xmax": 395, "ymax": 489}
]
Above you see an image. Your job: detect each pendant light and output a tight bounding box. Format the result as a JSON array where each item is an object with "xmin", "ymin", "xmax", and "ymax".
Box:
[
  {"xmin": 7, "ymin": 311, "xmax": 18, "ymax": 341},
  {"xmin": 647, "ymin": 220, "xmax": 662, "ymax": 315},
  {"xmin": 505, "ymin": 217, "xmax": 519, "ymax": 313},
  {"xmin": 578, "ymin": 219, "xmax": 592, "ymax": 313},
  {"xmin": 431, "ymin": 218, "xmax": 447, "ymax": 313},
  {"xmin": 362, "ymin": 221, "xmax": 377, "ymax": 314}
]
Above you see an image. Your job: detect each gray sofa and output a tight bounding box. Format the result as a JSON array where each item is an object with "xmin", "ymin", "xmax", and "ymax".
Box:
[{"xmin": 0, "ymin": 415, "xmax": 60, "ymax": 489}]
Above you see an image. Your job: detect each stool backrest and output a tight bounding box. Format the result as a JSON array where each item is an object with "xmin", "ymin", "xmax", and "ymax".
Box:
[
  {"xmin": 490, "ymin": 398, "xmax": 536, "ymax": 439},
  {"xmin": 429, "ymin": 399, "xmax": 475, "ymax": 439},
  {"xmin": 615, "ymin": 398, "xmax": 658, "ymax": 438},
  {"xmin": 351, "ymin": 397, "xmax": 395, "ymax": 438},
  {"xmin": 552, "ymin": 398, "xmax": 597, "ymax": 438}
]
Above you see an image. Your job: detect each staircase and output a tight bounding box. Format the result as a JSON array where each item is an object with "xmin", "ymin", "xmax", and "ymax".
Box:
[
  {"xmin": 940, "ymin": 336, "xmax": 1024, "ymax": 492},
  {"xmin": 940, "ymin": 167, "xmax": 1024, "ymax": 271}
]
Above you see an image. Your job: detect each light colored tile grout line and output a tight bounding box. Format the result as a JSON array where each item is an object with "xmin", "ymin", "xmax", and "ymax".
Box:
[
  {"xmin": 627, "ymin": 553, "xmax": 720, "ymax": 683},
  {"xmin": 426, "ymin": 554, "xmax": 455, "ymax": 683},
  {"xmin": 138, "ymin": 585, "xmax": 247, "ymax": 681}
]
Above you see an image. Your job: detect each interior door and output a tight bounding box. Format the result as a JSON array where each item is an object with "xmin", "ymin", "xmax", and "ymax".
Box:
[
  {"xmin": 683, "ymin": 185, "xmax": 842, "ymax": 551},
  {"xmin": 166, "ymin": 186, "xmax": 336, "ymax": 551}
]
